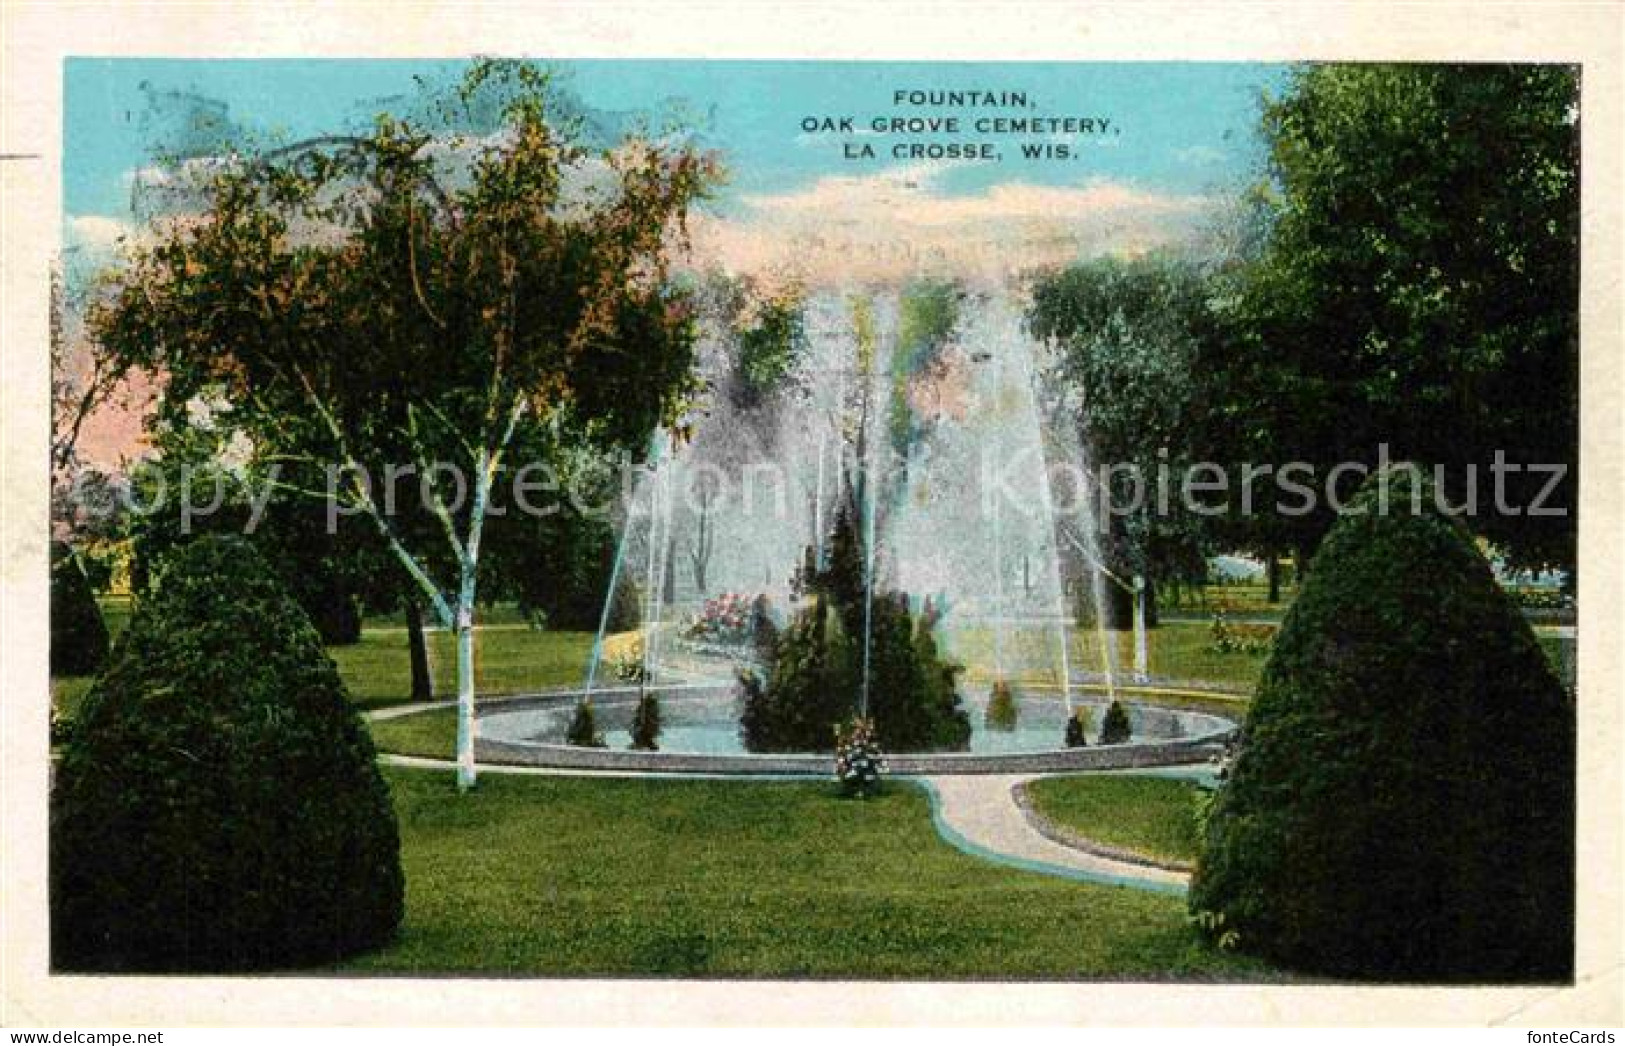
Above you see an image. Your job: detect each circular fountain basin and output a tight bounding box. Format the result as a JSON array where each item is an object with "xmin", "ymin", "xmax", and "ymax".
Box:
[{"xmin": 467, "ymin": 684, "xmax": 1237, "ymax": 775}]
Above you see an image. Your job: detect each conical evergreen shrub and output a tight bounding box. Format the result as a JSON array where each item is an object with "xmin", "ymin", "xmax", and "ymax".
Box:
[
  {"xmin": 1099, "ymin": 700, "xmax": 1132, "ymax": 745},
  {"xmin": 1189, "ymin": 467, "xmax": 1574, "ymax": 981},
  {"xmin": 985, "ymin": 679, "xmax": 1019, "ymax": 732},
  {"xmin": 629, "ymin": 692, "xmax": 662, "ymax": 751},
  {"xmin": 50, "ymin": 543, "xmax": 109, "ymax": 676},
  {"xmin": 1064, "ymin": 709, "xmax": 1090, "ymax": 748},
  {"xmin": 51, "ymin": 535, "xmax": 402, "ymax": 971},
  {"xmin": 566, "ymin": 697, "xmax": 606, "ymax": 748}
]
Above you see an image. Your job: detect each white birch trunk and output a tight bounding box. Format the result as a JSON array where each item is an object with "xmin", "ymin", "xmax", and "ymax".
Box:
[
  {"xmin": 454, "ymin": 574, "xmax": 477, "ymax": 791},
  {"xmin": 1133, "ymin": 574, "xmax": 1149, "ymax": 683}
]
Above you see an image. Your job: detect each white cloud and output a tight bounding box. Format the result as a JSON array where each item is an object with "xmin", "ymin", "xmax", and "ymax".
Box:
[
  {"xmin": 1175, "ymin": 145, "xmax": 1225, "ymax": 167},
  {"xmin": 689, "ymin": 168, "xmax": 1210, "ymax": 287},
  {"xmin": 65, "ymin": 214, "xmax": 135, "ymax": 253}
]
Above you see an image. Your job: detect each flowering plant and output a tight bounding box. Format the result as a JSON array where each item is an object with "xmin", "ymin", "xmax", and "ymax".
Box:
[
  {"xmin": 601, "ymin": 631, "xmax": 647, "ymax": 683},
  {"xmin": 683, "ymin": 591, "xmax": 755, "ymax": 646},
  {"xmin": 1209, "ymin": 598, "xmax": 1277, "ymax": 655},
  {"xmin": 833, "ymin": 717, "xmax": 888, "ymax": 798}
]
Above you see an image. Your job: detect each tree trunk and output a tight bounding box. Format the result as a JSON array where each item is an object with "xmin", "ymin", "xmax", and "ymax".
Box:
[
  {"xmin": 454, "ymin": 600, "xmax": 476, "ymax": 792},
  {"xmin": 663, "ymin": 531, "xmax": 678, "ymax": 603},
  {"xmin": 1132, "ymin": 576, "xmax": 1149, "ymax": 681},
  {"xmin": 406, "ymin": 598, "xmax": 432, "ymax": 702},
  {"xmin": 453, "ymin": 558, "xmax": 479, "ymax": 792},
  {"xmin": 1266, "ymin": 550, "xmax": 1281, "ymax": 604}
]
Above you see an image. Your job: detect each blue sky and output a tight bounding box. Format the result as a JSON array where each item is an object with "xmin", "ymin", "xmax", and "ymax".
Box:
[
  {"xmin": 66, "ymin": 59, "xmax": 1284, "ymax": 211},
  {"xmin": 63, "ymin": 59, "xmax": 1289, "ymax": 283}
]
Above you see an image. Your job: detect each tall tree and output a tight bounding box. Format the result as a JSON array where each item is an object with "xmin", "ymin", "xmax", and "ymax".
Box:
[
  {"xmin": 1199, "ymin": 64, "xmax": 1579, "ymax": 574},
  {"xmin": 90, "ymin": 60, "xmax": 717, "ymax": 788},
  {"xmin": 1030, "ymin": 253, "xmax": 1216, "ymax": 625}
]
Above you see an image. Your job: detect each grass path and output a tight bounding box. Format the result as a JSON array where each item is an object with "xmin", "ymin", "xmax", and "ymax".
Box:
[{"xmin": 1021, "ymin": 775, "xmax": 1205, "ymax": 869}]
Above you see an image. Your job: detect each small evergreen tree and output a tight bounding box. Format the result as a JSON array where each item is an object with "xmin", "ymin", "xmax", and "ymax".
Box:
[
  {"xmin": 565, "ymin": 697, "xmax": 606, "ymax": 748},
  {"xmin": 1099, "ymin": 700, "xmax": 1132, "ymax": 745},
  {"xmin": 50, "ymin": 542, "xmax": 110, "ymax": 677},
  {"xmin": 750, "ymin": 593, "xmax": 780, "ymax": 665},
  {"xmin": 739, "ymin": 596, "xmax": 856, "ymax": 753},
  {"xmin": 1064, "ymin": 708, "xmax": 1091, "ymax": 748},
  {"xmin": 985, "ymin": 679, "xmax": 1019, "ymax": 731},
  {"xmin": 864, "ymin": 593, "xmax": 971, "ymax": 752},
  {"xmin": 629, "ymin": 691, "xmax": 662, "ymax": 751}
]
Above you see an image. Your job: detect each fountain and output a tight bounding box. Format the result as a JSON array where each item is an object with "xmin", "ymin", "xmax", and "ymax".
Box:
[{"xmin": 479, "ymin": 275, "xmax": 1237, "ymax": 774}]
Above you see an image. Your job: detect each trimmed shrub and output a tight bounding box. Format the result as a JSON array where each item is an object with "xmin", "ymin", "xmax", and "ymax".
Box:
[
  {"xmin": 629, "ymin": 692, "xmax": 662, "ymax": 751},
  {"xmin": 1099, "ymin": 700, "xmax": 1132, "ymax": 745},
  {"xmin": 565, "ymin": 697, "xmax": 606, "ymax": 748},
  {"xmin": 985, "ymin": 679, "xmax": 1018, "ymax": 732},
  {"xmin": 50, "ymin": 543, "xmax": 110, "ymax": 677},
  {"xmin": 50, "ymin": 535, "xmax": 402, "ymax": 972},
  {"xmin": 1064, "ymin": 709, "xmax": 1090, "ymax": 748},
  {"xmin": 1189, "ymin": 467, "xmax": 1574, "ymax": 982}
]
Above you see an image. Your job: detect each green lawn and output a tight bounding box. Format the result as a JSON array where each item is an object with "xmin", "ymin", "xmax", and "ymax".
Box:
[
  {"xmin": 949, "ymin": 619, "xmax": 1269, "ymax": 693},
  {"xmin": 334, "ymin": 767, "xmax": 1271, "ymax": 979},
  {"xmin": 1024, "ymin": 775, "xmax": 1204, "ymax": 868},
  {"xmin": 1096, "ymin": 621, "xmax": 1271, "ymax": 692},
  {"xmin": 369, "ymin": 706, "xmax": 462, "ymax": 758},
  {"xmin": 328, "ymin": 627, "xmax": 596, "ymax": 709}
]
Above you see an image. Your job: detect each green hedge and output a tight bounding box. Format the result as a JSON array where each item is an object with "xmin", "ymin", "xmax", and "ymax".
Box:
[
  {"xmin": 1190, "ymin": 468, "xmax": 1574, "ymax": 982},
  {"xmin": 51, "ymin": 536, "xmax": 403, "ymax": 971}
]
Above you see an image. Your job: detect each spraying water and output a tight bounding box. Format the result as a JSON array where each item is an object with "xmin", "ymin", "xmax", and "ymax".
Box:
[{"xmin": 583, "ymin": 277, "xmax": 1122, "ymax": 718}]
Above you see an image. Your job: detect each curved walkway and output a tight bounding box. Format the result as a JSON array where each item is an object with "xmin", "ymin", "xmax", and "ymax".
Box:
[{"xmin": 919, "ymin": 774, "xmax": 1189, "ymax": 895}]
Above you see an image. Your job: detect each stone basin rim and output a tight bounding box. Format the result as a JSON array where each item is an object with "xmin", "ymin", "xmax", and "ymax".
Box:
[{"xmin": 409, "ymin": 685, "xmax": 1242, "ymax": 775}]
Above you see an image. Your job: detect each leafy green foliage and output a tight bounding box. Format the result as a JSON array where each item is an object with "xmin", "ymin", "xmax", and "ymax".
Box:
[
  {"xmin": 565, "ymin": 697, "xmax": 606, "ymax": 748},
  {"xmin": 735, "ymin": 295, "xmax": 808, "ymax": 408},
  {"xmin": 866, "ymin": 594, "xmax": 972, "ymax": 753},
  {"xmin": 50, "ymin": 543, "xmax": 109, "ymax": 677},
  {"xmin": 1099, "ymin": 700, "xmax": 1132, "ymax": 745},
  {"xmin": 1198, "ymin": 64, "xmax": 1578, "ymax": 573},
  {"xmin": 90, "ymin": 61, "xmax": 717, "ymax": 785},
  {"xmin": 629, "ymin": 692, "xmax": 661, "ymax": 751},
  {"xmin": 889, "ymin": 279, "xmax": 963, "ymax": 457},
  {"xmin": 1190, "ymin": 467, "xmax": 1574, "ymax": 981},
  {"xmin": 984, "ymin": 679, "xmax": 1018, "ymax": 732},
  {"xmin": 51, "ymin": 536, "xmax": 402, "ymax": 971},
  {"xmin": 1030, "ymin": 255, "xmax": 1215, "ymax": 612},
  {"xmin": 697, "ymin": 271, "xmax": 809, "ymax": 411}
]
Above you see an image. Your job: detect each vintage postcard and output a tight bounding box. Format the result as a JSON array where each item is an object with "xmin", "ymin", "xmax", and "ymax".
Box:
[{"xmin": 2, "ymin": 0, "xmax": 1621, "ymax": 1030}]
